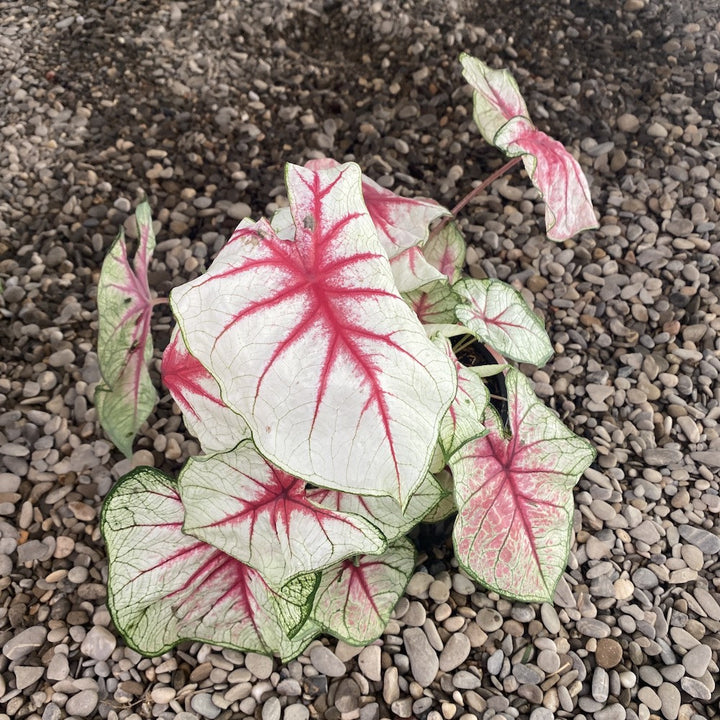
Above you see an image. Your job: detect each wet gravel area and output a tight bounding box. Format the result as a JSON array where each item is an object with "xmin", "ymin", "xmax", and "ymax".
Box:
[{"xmin": 1, "ymin": 0, "xmax": 719, "ymax": 719}]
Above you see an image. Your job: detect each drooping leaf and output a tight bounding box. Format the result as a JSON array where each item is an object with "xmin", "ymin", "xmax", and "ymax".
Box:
[
  {"xmin": 311, "ymin": 538, "xmax": 415, "ymax": 646},
  {"xmin": 450, "ymin": 369, "xmax": 595, "ymax": 602},
  {"xmin": 101, "ymin": 466, "xmax": 320, "ymax": 660},
  {"xmin": 171, "ymin": 162, "xmax": 456, "ymax": 506},
  {"xmin": 494, "ymin": 117, "xmax": 597, "ymax": 240},
  {"xmin": 95, "ymin": 201, "xmax": 158, "ymax": 456},
  {"xmin": 307, "ymin": 472, "xmax": 445, "ymax": 544},
  {"xmin": 179, "ymin": 443, "xmax": 387, "ymax": 587},
  {"xmin": 161, "ymin": 327, "xmax": 250, "ymax": 454},
  {"xmin": 421, "ymin": 220, "xmax": 467, "ymax": 283},
  {"xmin": 454, "ymin": 278, "xmax": 553, "ymax": 366},
  {"xmin": 404, "ymin": 282, "xmax": 460, "ymax": 326},
  {"xmin": 306, "ymin": 158, "xmax": 450, "ymax": 259},
  {"xmin": 460, "ymin": 54, "xmax": 597, "ymax": 241},
  {"xmin": 459, "ymin": 53, "xmax": 529, "ymax": 146}
]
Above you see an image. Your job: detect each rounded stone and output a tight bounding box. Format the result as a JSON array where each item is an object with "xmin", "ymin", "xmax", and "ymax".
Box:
[{"xmin": 595, "ymin": 638, "xmax": 624, "ymax": 669}]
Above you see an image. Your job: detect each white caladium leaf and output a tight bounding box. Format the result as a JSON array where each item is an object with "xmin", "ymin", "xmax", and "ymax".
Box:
[
  {"xmin": 460, "ymin": 54, "xmax": 597, "ymax": 241},
  {"xmin": 311, "ymin": 538, "xmax": 415, "ymax": 645},
  {"xmin": 438, "ymin": 358, "xmax": 490, "ymax": 464},
  {"xmin": 179, "ymin": 443, "xmax": 387, "ymax": 587},
  {"xmin": 390, "ymin": 245, "xmax": 447, "ymax": 292},
  {"xmin": 459, "ymin": 53, "xmax": 529, "ymax": 146},
  {"xmin": 171, "ymin": 162, "xmax": 456, "ymax": 506},
  {"xmin": 270, "ymin": 206, "xmax": 295, "ymax": 241},
  {"xmin": 95, "ymin": 201, "xmax": 158, "ymax": 456},
  {"xmin": 307, "ymin": 472, "xmax": 445, "ymax": 543},
  {"xmin": 421, "ymin": 220, "xmax": 467, "ymax": 283},
  {"xmin": 454, "ymin": 278, "xmax": 553, "ymax": 366},
  {"xmin": 404, "ymin": 282, "xmax": 460, "ymax": 327},
  {"xmin": 161, "ymin": 328, "xmax": 250, "ymax": 454},
  {"xmin": 422, "ymin": 468, "xmax": 456, "ymax": 523},
  {"xmin": 101, "ymin": 466, "xmax": 320, "ymax": 660},
  {"xmin": 305, "ymin": 158, "xmax": 450, "ymax": 259},
  {"xmin": 494, "ymin": 117, "xmax": 597, "ymax": 240},
  {"xmin": 450, "ymin": 369, "xmax": 595, "ymax": 602}
]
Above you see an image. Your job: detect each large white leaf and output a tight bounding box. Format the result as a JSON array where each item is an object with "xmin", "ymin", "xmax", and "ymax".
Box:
[
  {"xmin": 179, "ymin": 443, "xmax": 387, "ymax": 587},
  {"xmin": 101, "ymin": 467, "xmax": 320, "ymax": 661},
  {"xmin": 450, "ymin": 369, "xmax": 595, "ymax": 602},
  {"xmin": 454, "ymin": 278, "xmax": 553, "ymax": 366},
  {"xmin": 171, "ymin": 162, "xmax": 456, "ymax": 506}
]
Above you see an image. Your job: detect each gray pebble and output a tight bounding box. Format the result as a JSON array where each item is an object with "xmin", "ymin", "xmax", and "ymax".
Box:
[
  {"xmin": 678, "ymin": 525, "xmax": 720, "ymax": 554},
  {"xmin": 487, "ymin": 649, "xmax": 504, "ymax": 675},
  {"xmin": 65, "ymin": 690, "xmax": 99, "ymax": 717},
  {"xmin": 191, "ymin": 692, "xmax": 222, "ymax": 719},
  {"xmin": 3, "ymin": 625, "xmax": 47, "ymax": 660},
  {"xmin": 284, "ymin": 704, "xmax": 309, "ymax": 720},
  {"xmin": 262, "ymin": 696, "xmax": 281, "ymax": 720},
  {"xmin": 245, "ymin": 652, "xmax": 274, "ymax": 679},
  {"xmin": 681, "ymin": 643, "xmax": 711, "ymax": 677},
  {"xmin": 657, "ymin": 682, "xmax": 681, "ymax": 720},
  {"xmin": 513, "ymin": 663, "xmax": 544, "ymax": 685},
  {"xmin": 80, "ymin": 625, "xmax": 116, "ymax": 661},
  {"xmin": 403, "ymin": 627, "xmax": 438, "ymax": 687},
  {"xmin": 309, "ymin": 645, "xmax": 346, "ymax": 677},
  {"xmin": 439, "ymin": 632, "xmax": 471, "ymax": 671},
  {"xmin": 592, "ymin": 666, "xmax": 609, "ymax": 703}
]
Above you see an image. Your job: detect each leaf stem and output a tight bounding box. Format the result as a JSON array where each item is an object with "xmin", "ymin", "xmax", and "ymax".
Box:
[
  {"xmin": 152, "ymin": 297, "xmax": 170, "ymax": 307},
  {"xmin": 430, "ymin": 156, "xmax": 523, "ymax": 239}
]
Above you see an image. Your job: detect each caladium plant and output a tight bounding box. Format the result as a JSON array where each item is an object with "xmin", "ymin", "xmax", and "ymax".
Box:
[{"xmin": 96, "ymin": 54, "xmax": 597, "ymax": 658}]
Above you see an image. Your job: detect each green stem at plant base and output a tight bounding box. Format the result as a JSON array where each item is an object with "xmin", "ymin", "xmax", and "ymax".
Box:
[
  {"xmin": 429, "ymin": 156, "xmax": 523, "ymax": 240},
  {"xmin": 451, "ymin": 334, "xmax": 477, "ymax": 356}
]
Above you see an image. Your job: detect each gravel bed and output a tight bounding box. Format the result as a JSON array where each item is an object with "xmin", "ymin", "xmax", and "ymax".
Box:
[{"xmin": 1, "ymin": 0, "xmax": 719, "ymax": 719}]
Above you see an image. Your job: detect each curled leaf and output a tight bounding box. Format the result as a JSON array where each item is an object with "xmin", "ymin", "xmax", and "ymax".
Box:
[{"xmin": 95, "ymin": 201, "xmax": 158, "ymax": 456}]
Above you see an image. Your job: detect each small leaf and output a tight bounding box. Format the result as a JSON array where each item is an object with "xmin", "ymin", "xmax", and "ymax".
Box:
[
  {"xmin": 454, "ymin": 278, "xmax": 553, "ymax": 366},
  {"xmin": 101, "ymin": 467, "xmax": 319, "ymax": 660},
  {"xmin": 95, "ymin": 201, "xmax": 158, "ymax": 456},
  {"xmin": 494, "ymin": 117, "xmax": 597, "ymax": 240},
  {"xmin": 421, "ymin": 220, "xmax": 467, "ymax": 283},
  {"xmin": 311, "ymin": 538, "xmax": 415, "ymax": 645},
  {"xmin": 171, "ymin": 162, "xmax": 456, "ymax": 506},
  {"xmin": 459, "ymin": 53, "xmax": 529, "ymax": 146},
  {"xmin": 390, "ymin": 245, "xmax": 446, "ymax": 292},
  {"xmin": 404, "ymin": 282, "xmax": 460, "ymax": 325},
  {"xmin": 179, "ymin": 443, "xmax": 387, "ymax": 587},
  {"xmin": 307, "ymin": 472, "xmax": 445, "ymax": 544},
  {"xmin": 450, "ymin": 368, "xmax": 595, "ymax": 602},
  {"xmin": 161, "ymin": 327, "xmax": 250, "ymax": 454},
  {"xmin": 422, "ymin": 468, "xmax": 455, "ymax": 524}
]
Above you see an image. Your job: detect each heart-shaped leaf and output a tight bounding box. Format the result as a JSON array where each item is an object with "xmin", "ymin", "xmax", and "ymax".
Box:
[
  {"xmin": 161, "ymin": 327, "xmax": 250, "ymax": 453},
  {"xmin": 421, "ymin": 221, "xmax": 467, "ymax": 283},
  {"xmin": 95, "ymin": 201, "xmax": 158, "ymax": 456},
  {"xmin": 422, "ymin": 468, "xmax": 455, "ymax": 524},
  {"xmin": 307, "ymin": 472, "xmax": 445, "ymax": 543},
  {"xmin": 101, "ymin": 466, "xmax": 320, "ymax": 660},
  {"xmin": 454, "ymin": 278, "xmax": 553, "ymax": 366},
  {"xmin": 171, "ymin": 162, "xmax": 456, "ymax": 506},
  {"xmin": 494, "ymin": 117, "xmax": 597, "ymax": 240},
  {"xmin": 450, "ymin": 368, "xmax": 595, "ymax": 602},
  {"xmin": 311, "ymin": 538, "xmax": 415, "ymax": 645},
  {"xmin": 460, "ymin": 54, "xmax": 597, "ymax": 241},
  {"xmin": 390, "ymin": 245, "xmax": 447, "ymax": 292},
  {"xmin": 404, "ymin": 282, "xmax": 460, "ymax": 326},
  {"xmin": 179, "ymin": 443, "xmax": 387, "ymax": 587}
]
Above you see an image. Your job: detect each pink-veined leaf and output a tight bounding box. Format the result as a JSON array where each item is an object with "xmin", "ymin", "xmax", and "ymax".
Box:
[
  {"xmin": 171, "ymin": 162, "xmax": 456, "ymax": 506},
  {"xmin": 459, "ymin": 53, "xmax": 529, "ymax": 146},
  {"xmin": 450, "ymin": 368, "xmax": 595, "ymax": 602},
  {"xmin": 101, "ymin": 466, "xmax": 320, "ymax": 660},
  {"xmin": 460, "ymin": 54, "xmax": 597, "ymax": 241},
  {"xmin": 404, "ymin": 281, "xmax": 460, "ymax": 328},
  {"xmin": 390, "ymin": 245, "xmax": 446, "ymax": 293},
  {"xmin": 95, "ymin": 201, "xmax": 158, "ymax": 456},
  {"xmin": 311, "ymin": 538, "xmax": 415, "ymax": 645},
  {"xmin": 494, "ymin": 117, "xmax": 597, "ymax": 240},
  {"xmin": 305, "ymin": 158, "xmax": 450, "ymax": 259},
  {"xmin": 179, "ymin": 443, "xmax": 387, "ymax": 587},
  {"xmin": 421, "ymin": 220, "xmax": 467, "ymax": 283},
  {"xmin": 307, "ymin": 472, "xmax": 444, "ymax": 543},
  {"xmin": 454, "ymin": 278, "xmax": 553, "ymax": 366},
  {"xmin": 161, "ymin": 327, "xmax": 250, "ymax": 454}
]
